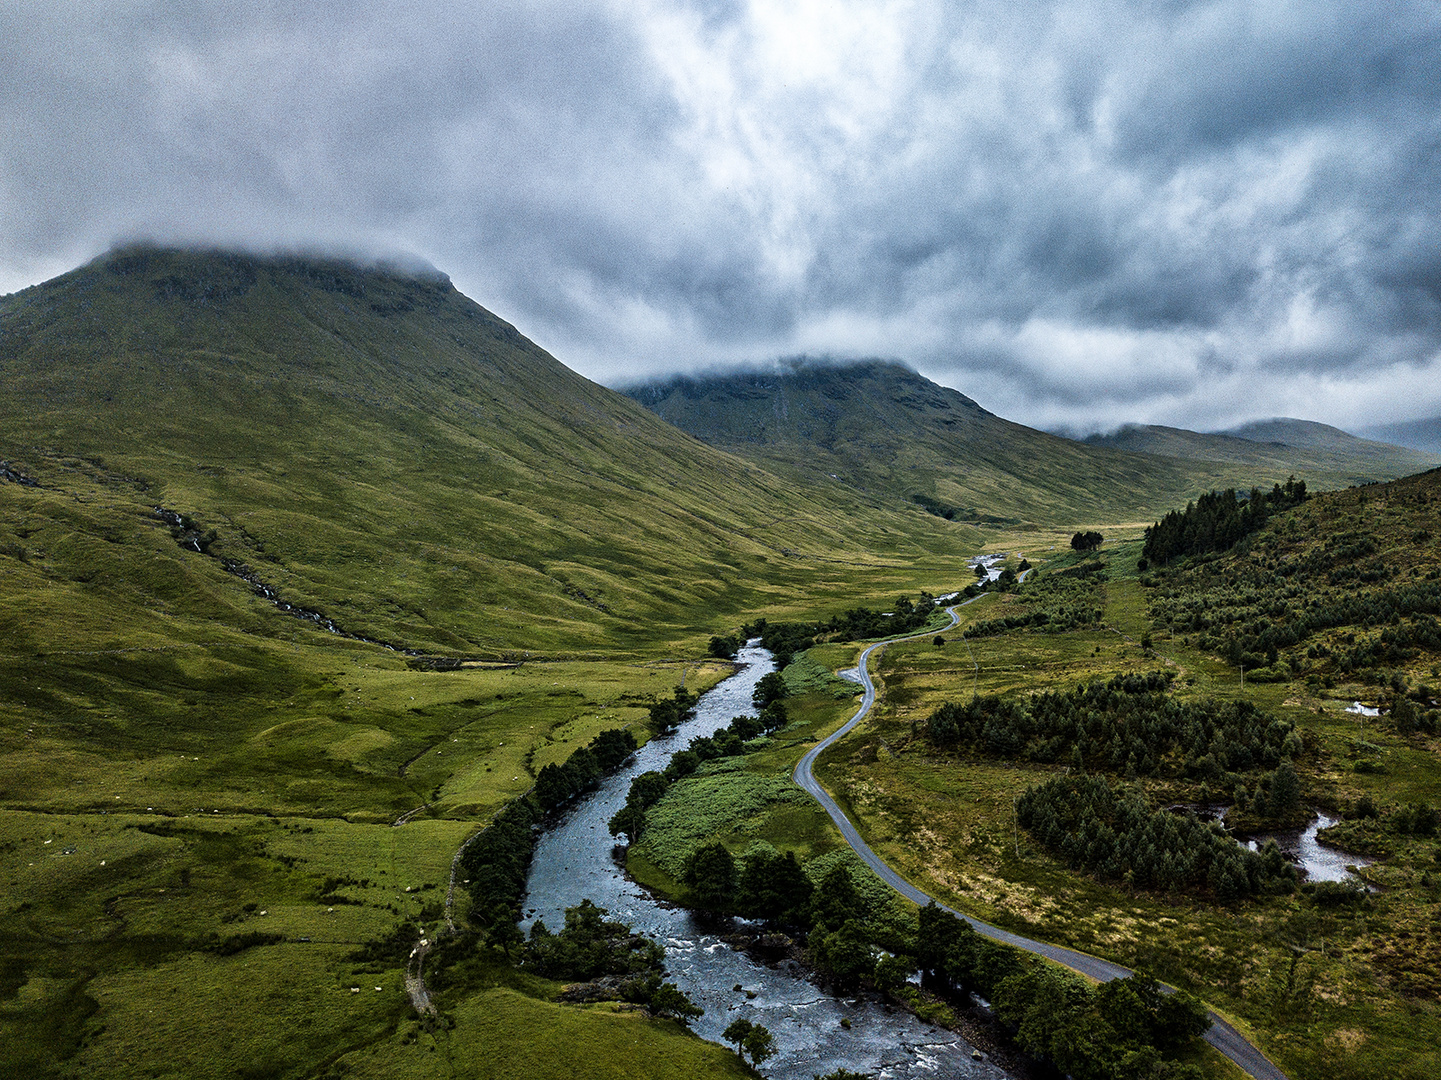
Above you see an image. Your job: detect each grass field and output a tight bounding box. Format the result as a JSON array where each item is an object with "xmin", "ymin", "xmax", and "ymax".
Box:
[
  {"xmin": 0, "ymin": 636, "xmax": 747, "ymax": 1079},
  {"xmin": 627, "ymin": 685, "xmax": 861, "ymax": 900},
  {"xmin": 630, "ymin": 524, "xmax": 1441, "ymax": 1080},
  {"xmin": 813, "ymin": 549, "xmax": 1441, "ymax": 1080}
]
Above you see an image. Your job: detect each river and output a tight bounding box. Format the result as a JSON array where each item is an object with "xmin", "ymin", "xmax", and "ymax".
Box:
[{"xmin": 521, "ymin": 641, "xmax": 1006, "ymax": 1080}]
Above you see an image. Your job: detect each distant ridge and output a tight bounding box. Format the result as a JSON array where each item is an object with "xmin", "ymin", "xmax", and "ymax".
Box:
[
  {"xmin": 1357, "ymin": 415, "xmax": 1441, "ymax": 456},
  {"xmin": 1084, "ymin": 417, "xmax": 1439, "ymax": 487},
  {"xmin": 628, "ymin": 360, "xmax": 1226, "ymax": 527},
  {"xmin": 1223, "ymin": 417, "xmax": 1404, "ymax": 453}
]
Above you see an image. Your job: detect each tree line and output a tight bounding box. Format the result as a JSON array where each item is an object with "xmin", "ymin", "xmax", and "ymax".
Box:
[
  {"xmin": 746, "ymin": 593, "xmax": 945, "ymax": 668},
  {"xmin": 461, "ymin": 725, "xmax": 638, "ymax": 932},
  {"xmin": 926, "ymin": 673, "xmax": 1301, "ymax": 784},
  {"xmin": 646, "ymin": 685, "xmax": 699, "ymax": 735},
  {"xmin": 533, "ymin": 727, "xmax": 638, "ymax": 812},
  {"xmin": 1141, "ymin": 477, "xmax": 1307, "ymax": 566},
  {"xmin": 919, "ymin": 903, "xmax": 1210, "ymax": 1080},
  {"xmin": 683, "ymin": 882, "xmax": 1213, "ymax": 1078},
  {"xmin": 962, "ymin": 603, "xmax": 1102, "ymax": 639},
  {"xmin": 750, "ymin": 895, "xmax": 1217, "ymax": 1080},
  {"xmin": 1147, "ymin": 525, "xmax": 1441, "ymax": 691}
]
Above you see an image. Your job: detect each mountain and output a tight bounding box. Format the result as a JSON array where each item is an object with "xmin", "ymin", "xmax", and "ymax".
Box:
[
  {"xmin": 0, "ymin": 248, "xmax": 976, "ymax": 662},
  {"xmin": 623, "ymin": 361, "xmax": 1365, "ymax": 529},
  {"xmin": 5, "ymin": 247, "xmax": 1428, "ymax": 1080},
  {"xmin": 1, "ymin": 248, "xmax": 982, "ymax": 1080},
  {"xmin": 1085, "ymin": 418, "xmax": 1439, "ymax": 489},
  {"xmin": 1357, "ymin": 415, "xmax": 1441, "ymax": 456}
]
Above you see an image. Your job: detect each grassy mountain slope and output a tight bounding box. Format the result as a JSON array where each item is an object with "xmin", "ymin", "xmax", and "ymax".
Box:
[
  {"xmin": 0, "ymin": 248, "xmax": 987, "ymax": 1080},
  {"xmin": 1144, "ymin": 464, "xmax": 1441, "ymax": 699},
  {"xmin": 0, "ymin": 249, "xmax": 979, "ymax": 661},
  {"xmin": 1086, "ymin": 419, "xmax": 1439, "ymax": 489},
  {"xmin": 623, "ymin": 361, "xmax": 1406, "ymax": 531}
]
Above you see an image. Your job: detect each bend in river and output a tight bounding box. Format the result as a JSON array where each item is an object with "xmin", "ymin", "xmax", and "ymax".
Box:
[{"xmin": 521, "ymin": 641, "xmax": 1005, "ymax": 1080}]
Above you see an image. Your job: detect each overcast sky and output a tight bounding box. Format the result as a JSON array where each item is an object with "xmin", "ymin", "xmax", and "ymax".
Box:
[{"xmin": 3, "ymin": 1, "xmax": 1440, "ymax": 433}]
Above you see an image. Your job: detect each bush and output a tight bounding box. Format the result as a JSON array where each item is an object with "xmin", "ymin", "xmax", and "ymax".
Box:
[
  {"xmin": 1306, "ymin": 880, "xmax": 1368, "ymax": 908},
  {"xmin": 524, "ymin": 900, "xmax": 665, "ymax": 984},
  {"xmin": 708, "ymin": 634, "xmax": 740, "ymax": 659},
  {"xmin": 648, "ymin": 687, "xmax": 698, "ymax": 734},
  {"xmin": 682, "ymin": 843, "xmax": 737, "ymax": 912}
]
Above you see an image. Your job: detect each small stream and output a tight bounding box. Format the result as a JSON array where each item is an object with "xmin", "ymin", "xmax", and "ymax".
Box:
[
  {"xmin": 1244, "ymin": 813, "xmax": 1372, "ymax": 884},
  {"xmin": 521, "ymin": 642, "xmax": 1005, "ymax": 1080}
]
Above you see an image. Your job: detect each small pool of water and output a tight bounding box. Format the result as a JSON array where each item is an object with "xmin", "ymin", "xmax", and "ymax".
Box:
[{"xmin": 1244, "ymin": 813, "xmax": 1372, "ymax": 883}]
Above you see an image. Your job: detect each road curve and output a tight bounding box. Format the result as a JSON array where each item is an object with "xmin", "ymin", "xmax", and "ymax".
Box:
[{"xmin": 792, "ymin": 600, "xmax": 1290, "ymax": 1080}]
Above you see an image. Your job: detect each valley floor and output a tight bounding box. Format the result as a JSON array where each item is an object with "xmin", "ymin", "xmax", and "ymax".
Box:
[{"xmin": 629, "ymin": 540, "xmax": 1441, "ymax": 1080}]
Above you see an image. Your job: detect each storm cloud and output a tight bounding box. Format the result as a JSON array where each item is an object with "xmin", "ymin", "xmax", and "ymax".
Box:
[{"xmin": 3, "ymin": 0, "xmax": 1439, "ymax": 433}]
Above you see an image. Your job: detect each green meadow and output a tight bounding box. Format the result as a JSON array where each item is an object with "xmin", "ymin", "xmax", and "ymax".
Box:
[
  {"xmin": 633, "ymin": 479, "xmax": 1441, "ymax": 1080},
  {"xmin": 0, "ymin": 620, "xmax": 751, "ymax": 1079}
]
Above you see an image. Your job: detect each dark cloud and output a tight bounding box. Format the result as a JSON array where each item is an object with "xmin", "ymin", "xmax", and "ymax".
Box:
[
  {"xmin": 1107, "ymin": 4, "xmax": 1441, "ymax": 158},
  {"xmin": 1, "ymin": 0, "xmax": 1438, "ymax": 434}
]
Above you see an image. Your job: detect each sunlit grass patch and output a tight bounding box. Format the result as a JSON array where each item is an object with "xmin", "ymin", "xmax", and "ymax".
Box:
[{"xmin": 630, "ymin": 760, "xmax": 817, "ymax": 880}]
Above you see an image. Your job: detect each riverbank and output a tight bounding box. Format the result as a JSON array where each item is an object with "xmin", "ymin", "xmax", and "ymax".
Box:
[
  {"xmin": 708, "ymin": 921, "xmax": 1045, "ymax": 1080},
  {"xmin": 625, "ymin": 596, "xmax": 1284, "ymax": 1080},
  {"xmin": 520, "ymin": 641, "xmax": 1006, "ymax": 1080}
]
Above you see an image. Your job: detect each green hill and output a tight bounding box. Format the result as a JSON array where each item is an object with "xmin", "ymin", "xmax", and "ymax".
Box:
[
  {"xmin": 624, "ymin": 360, "xmax": 1417, "ymax": 531},
  {"xmin": 0, "ymin": 248, "xmax": 978, "ymax": 663},
  {"xmin": 1144, "ymin": 465, "xmax": 1441, "ymax": 696},
  {"xmin": 0, "ymin": 248, "xmax": 979, "ymax": 1080},
  {"xmin": 1085, "ymin": 418, "xmax": 1439, "ymax": 488}
]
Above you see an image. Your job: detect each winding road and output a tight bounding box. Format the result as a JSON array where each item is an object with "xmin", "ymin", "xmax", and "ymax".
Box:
[{"xmin": 792, "ymin": 595, "xmax": 1290, "ymax": 1080}]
